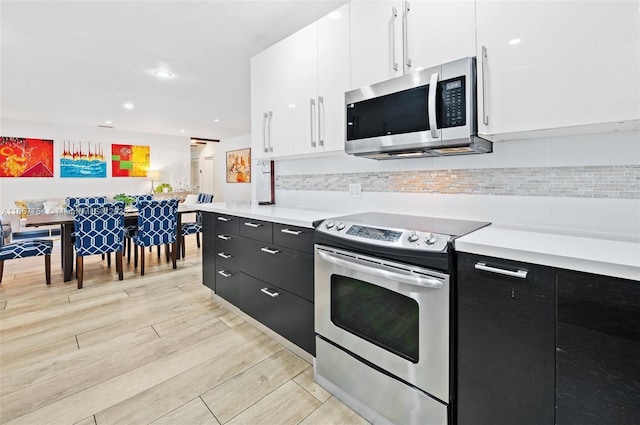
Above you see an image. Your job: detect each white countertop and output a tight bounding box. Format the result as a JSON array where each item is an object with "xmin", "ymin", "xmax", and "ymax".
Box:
[
  {"xmin": 197, "ymin": 202, "xmax": 345, "ymax": 228},
  {"xmin": 455, "ymin": 224, "xmax": 640, "ymax": 281}
]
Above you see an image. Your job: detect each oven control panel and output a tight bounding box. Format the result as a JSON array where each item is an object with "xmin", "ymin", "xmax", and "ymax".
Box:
[{"xmin": 318, "ymin": 220, "xmax": 450, "ymax": 252}]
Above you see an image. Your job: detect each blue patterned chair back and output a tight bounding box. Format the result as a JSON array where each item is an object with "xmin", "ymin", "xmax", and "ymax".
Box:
[
  {"xmin": 73, "ymin": 202, "xmax": 125, "ymax": 256},
  {"xmin": 197, "ymin": 193, "xmax": 214, "ymax": 203},
  {"xmin": 66, "ymin": 196, "xmax": 107, "ymax": 212},
  {"xmin": 135, "ymin": 199, "xmax": 179, "ymax": 247},
  {"xmin": 129, "ymin": 194, "xmax": 153, "ymax": 208}
]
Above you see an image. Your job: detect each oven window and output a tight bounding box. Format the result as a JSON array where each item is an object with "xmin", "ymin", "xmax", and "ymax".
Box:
[{"xmin": 331, "ymin": 274, "xmax": 419, "ymax": 363}]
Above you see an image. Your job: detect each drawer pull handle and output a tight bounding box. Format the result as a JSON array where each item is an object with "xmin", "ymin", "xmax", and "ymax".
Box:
[
  {"xmin": 218, "ymin": 270, "xmax": 232, "ymax": 278},
  {"xmin": 217, "ymin": 217, "xmax": 231, "ymax": 222},
  {"xmin": 217, "ymin": 234, "xmax": 231, "ymax": 240},
  {"xmin": 261, "ymin": 287, "xmax": 279, "ymax": 298},
  {"xmin": 244, "ymin": 222, "xmax": 261, "ymax": 228},
  {"xmin": 281, "ymin": 228, "xmax": 302, "ymax": 236},
  {"xmin": 475, "ymin": 262, "xmax": 528, "ymax": 279},
  {"xmin": 217, "ymin": 252, "xmax": 232, "ymax": 259},
  {"xmin": 261, "ymin": 247, "xmax": 280, "ymax": 255}
]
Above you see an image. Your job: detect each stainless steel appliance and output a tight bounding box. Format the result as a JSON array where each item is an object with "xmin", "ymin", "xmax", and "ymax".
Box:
[
  {"xmin": 314, "ymin": 212, "xmax": 490, "ymax": 425},
  {"xmin": 345, "ymin": 57, "xmax": 491, "ymax": 159}
]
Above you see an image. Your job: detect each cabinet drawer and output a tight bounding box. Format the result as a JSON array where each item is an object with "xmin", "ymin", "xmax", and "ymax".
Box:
[
  {"xmin": 273, "ymin": 223, "xmax": 314, "ymax": 254},
  {"xmin": 243, "ymin": 239, "xmax": 314, "ymax": 302},
  {"xmin": 240, "ymin": 273, "xmax": 315, "ymax": 355},
  {"xmin": 239, "ymin": 218, "xmax": 272, "ymax": 243},
  {"xmin": 215, "ymin": 214, "xmax": 239, "ymax": 236},
  {"xmin": 215, "ymin": 265, "xmax": 241, "ymax": 307},
  {"xmin": 214, "ymin": 235, "xmax": 245, "ymax": 271}
]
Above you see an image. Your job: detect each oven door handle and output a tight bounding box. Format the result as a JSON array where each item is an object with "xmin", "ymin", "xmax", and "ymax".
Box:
[{"xmin": 317, "ymin": 249, "xmax": 443, "ymax": 289}]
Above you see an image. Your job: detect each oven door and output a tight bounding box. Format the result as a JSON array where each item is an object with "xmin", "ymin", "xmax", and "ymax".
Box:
[{"xmin": 314, "ymin": 245, "xmax": 450, "ymax": 402}]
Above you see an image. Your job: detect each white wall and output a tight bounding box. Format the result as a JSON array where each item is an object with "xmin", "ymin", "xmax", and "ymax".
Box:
[
  {"xmin": 0, "ymin": 118, "xmax": 190, "ymax": 210},
  {"xmin": 211, "ymin": 134, "xmax": 252, "ymax": 202},
  {"xmin": 274, "ymin": 130, "xmax": 640, "ymax": 237}
]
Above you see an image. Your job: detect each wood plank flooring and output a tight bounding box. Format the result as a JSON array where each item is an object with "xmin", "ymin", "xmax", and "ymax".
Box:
[{"xmin": 0, "ymin": 236, "xmax": 368, "ymax": 425}]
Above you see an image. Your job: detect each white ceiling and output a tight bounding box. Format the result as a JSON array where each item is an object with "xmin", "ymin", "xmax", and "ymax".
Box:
[{"xmin": 0, "ymin": 0, "xmax": 348, "ymax": 141}]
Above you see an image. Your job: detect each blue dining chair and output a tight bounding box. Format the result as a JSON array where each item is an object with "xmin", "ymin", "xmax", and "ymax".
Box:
[
  {"xmin": 124, "ymin": 194, "xmax": 154, "ymax": 263},
  {"xmin": 73, "ymin": 202, "xmax": 125, "ymax": 289},
  {"xmin": 132, "ymin": 199, "xmax": 179, "ymax": 275},
  {"xmin": 180, "ymin": 193, "xmax": 213, "ymax": 258},
  {"xmin": 65, "ymin": 196, "xmax": 107, "ymax": 212},
  {"xmin": 0, "ymin": 217, "xmax": 53, "ymax": 285}
]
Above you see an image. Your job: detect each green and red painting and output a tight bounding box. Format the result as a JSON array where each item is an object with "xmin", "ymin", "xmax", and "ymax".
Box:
[{"xmin": 111, "ymin": 144, "xmax": 150, "ymax": 177}]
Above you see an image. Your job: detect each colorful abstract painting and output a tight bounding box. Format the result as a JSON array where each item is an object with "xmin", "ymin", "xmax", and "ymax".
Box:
[
  {"xmin": 60, "ymin": 140, "xmax": 107, "ymax": 178},
  {"xmin": 226, "ymin": 148, "xmax": 251, "ymax": 183},
  {"xmin": 111, "ymin": 144, "xmax": 150, "ymax": 177},
  {"xmin": 0, "ymin": 137, "xmax": 54, "ymax": 177}
]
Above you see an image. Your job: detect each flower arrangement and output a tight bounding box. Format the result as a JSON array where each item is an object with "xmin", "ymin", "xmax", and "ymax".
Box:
[{"xmin": 154, "ymin": 183, "xmax": 172, "ymax": 193}]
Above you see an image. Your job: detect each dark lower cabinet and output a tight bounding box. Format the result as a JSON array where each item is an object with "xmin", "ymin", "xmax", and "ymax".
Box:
[
  {"xmin": 201, "ymin": 212, "xmax": 216, "ymax": 291},
  {"xmin": 214, "ymin": 265, "xmax": 241, "ymax": 307},
  {"xmin": 241, "ymin": 273, "xmax": 315, "ymax": 355},
  {"xmin": 456, "ymin": 253, "xmax": 556, "ymax": 425},
  {"xmin": 556, "ymin": 270, "xmax": 640, "ymax": 425}
]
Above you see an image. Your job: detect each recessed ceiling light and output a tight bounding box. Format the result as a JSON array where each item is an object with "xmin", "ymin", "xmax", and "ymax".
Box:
[
  {"xmin": 328, "ymin": 11, "xmax": 342, "ymax": 20},
  {"xmin": 154, "ymin": 70, "xmax": 173, "ymax": 78},
  {"xmin": 105, "ymin": 120, "xmax": 112, "ymax": 124},
  {"xmin": 124, "ymin": 102, "xmax": 134, "ymax": 110},
  {"xmin": 214, "ymin": 119, "xmax": 220, "ymax": 122},
  {"xmin": 180, "ymin": 129, "xmax": 185, "ymax": 133},
  {"xmin": 509, "ymin": 38, "xmax": 522, "ymax": 45}
]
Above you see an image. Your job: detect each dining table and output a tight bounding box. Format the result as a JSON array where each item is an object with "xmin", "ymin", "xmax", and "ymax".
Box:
[{"xmin": 26, "ymin": 204, "xmax": 200, "ymax": 282}]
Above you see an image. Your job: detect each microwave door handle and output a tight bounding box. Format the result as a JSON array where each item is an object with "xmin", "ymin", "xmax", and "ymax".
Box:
[
  {"xmin": 317, "ymin": 249, "xmax": 443, "ymax": 289},
  {"xmin": 428, "ymin": 72, "xmax": 440, "ymax": 139}
]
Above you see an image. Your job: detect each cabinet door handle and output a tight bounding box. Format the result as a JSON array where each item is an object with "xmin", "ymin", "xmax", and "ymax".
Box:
[
  {"xmin": 217, "ymin": 234, "xmax": 231, "ymax": 240},
  {"xmin": 391, "ymin": 7, "xmax": 398, "ymax": 72},
  {"xmin": 262, "ymin": 112, "xmax": 268, "ymax": 153},
  {"xmin": 218, "ymin": 270, "xmax": 232, "ymax": 278},
  {"xmin": 261, "ymin": 287, "xmax": 279, "ymax": 297},
  {"xmin": 318, "ymin": 96, "xmax": 324, "ymax": 146},
  {"xmin": 217, "ymin": 252, "xmax": 232, "ymax": 259},
  {"xmin": 281, "ymin": 228, "xmax": 302, "ymax": 236},
  {"xmin": 475, "ymin": 262, "xmax": 528, "ymax": 279},
  {"xmin": 403, "ymin": 1, "xmax": 411, "ymax": 72},
  {"xmin": 267, "ymin": 111, "xmax": 274, "ymax": 152},
  {"xmin": 261, "ymin": 247, "xmax": 280, "ymax": 255},
  {"xmin": 244, "ymin": 222, "xmax": 261, "ymax": 228},
  {"xmin": 428, "ymin": 72, "xmax": 440, "ymax": 138},
  {"xmin": 310, "ymin": 98, "xmax": 317, "ymax": 147},
  {"xmin": 217, "ymin": 216, "xmax": 231, "ymax": 222},
  {"xmin": 481, "ymin": 45, "xmax": 489, "ymax": 125}
]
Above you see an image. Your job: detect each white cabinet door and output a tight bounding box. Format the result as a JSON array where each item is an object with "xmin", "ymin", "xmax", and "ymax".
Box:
[
  {"xmin": 290, "ymin": 22, "xmax": 319, "ymax": 156},
  {"xmin": 317, "ymin": 3, "xmax": 351, "ymax": 153},
  {"xmin": 350, "ymin": 0, "xmax": 403, "ymax": 89},
  {"xmin": 477, "ymin": 0, "xmax": 640, "ymax": 139},
  {"xmin": 405, "ymin": 0, "xmax": 476, "ymax": 72},
  {"xmin": 250, "ymin": 39, "xmax": 293, "ymax": 158}
]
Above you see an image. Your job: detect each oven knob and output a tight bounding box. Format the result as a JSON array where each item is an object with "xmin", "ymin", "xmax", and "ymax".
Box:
[
  {"xmin": 425, "ymin": 233, "xmax": 438, "ymax": 245},
  {"xmin": 337, "ymin": 223, "xmax": 345, "ymax": 231},
  {"xmin": 407, "ymin": 231, "xmax": 419, "ymax": 242},
  {"xmin": 325, "ymin": 221, "xmax": 335, "ymax": 229}
]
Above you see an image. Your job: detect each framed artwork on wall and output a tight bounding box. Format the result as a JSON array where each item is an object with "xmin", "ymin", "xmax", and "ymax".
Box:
[
  {"xmin": 226, "ymin": 148, "xmax": 251, "ymax": 183},
  {"xmin": 0, "ymin": 136, "xmax": 54, "ymax": 177},
  {"xmin": 111, "ymin": 144, "xmax": 150, "ymax": 177},
  {"xmin": 60, "ymin": 140, "xmax": 107, "ymax": 178}
]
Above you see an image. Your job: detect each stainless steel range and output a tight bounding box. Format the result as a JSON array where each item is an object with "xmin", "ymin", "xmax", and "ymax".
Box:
[{"xmin": 313, "ymin": 212, "xmax": 489, "ymax": 425}]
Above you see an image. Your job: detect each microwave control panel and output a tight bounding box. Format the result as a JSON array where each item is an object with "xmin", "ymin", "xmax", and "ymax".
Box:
[{"xmin": 439, "ymin": 76, "xmax": 466, "ymax": 128}]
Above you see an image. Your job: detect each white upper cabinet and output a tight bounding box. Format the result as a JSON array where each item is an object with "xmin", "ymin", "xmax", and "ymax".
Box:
[
  {"xmin": 317, "ymin": 4, "xmax": 351, "ymax": 154},
  {"xmin": 350, "ymin": 0, "xmax": 476, "ymax": 89},
  {"xmin": 250, "ymin": 38, "xmax": 293, "ymax": 160},
  {"xmin": 252, "ymin": 3, "xmax": 350, "ymax": 158},
  {"xmin": 476, "ymin": 0, "xmax": 640, "ymax": 140}
]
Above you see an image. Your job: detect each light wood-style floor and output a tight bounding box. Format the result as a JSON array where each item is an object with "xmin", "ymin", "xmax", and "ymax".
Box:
[{"xmin": 0, "ymin": 236, "xmax": 368, "ymax": 425}]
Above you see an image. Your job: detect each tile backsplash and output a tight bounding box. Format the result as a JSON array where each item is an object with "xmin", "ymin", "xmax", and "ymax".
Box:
[{"xmin": 276, "ymin": 165, "xmax": 639, "ymax": 199}]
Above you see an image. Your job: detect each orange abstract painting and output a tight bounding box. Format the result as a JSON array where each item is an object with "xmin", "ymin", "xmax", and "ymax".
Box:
[
  {"xmin": 226, "ymin": 148, "xmax": 251, "ymax": 183},
  {"xmin": 0, "ymin": 137, "xmax": 54, "ymax": 177}
]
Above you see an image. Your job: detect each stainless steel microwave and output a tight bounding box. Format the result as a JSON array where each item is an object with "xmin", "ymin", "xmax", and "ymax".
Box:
[{"xmin": 345, "ymin": 57, "xmax": 491, "ymax": 159}]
